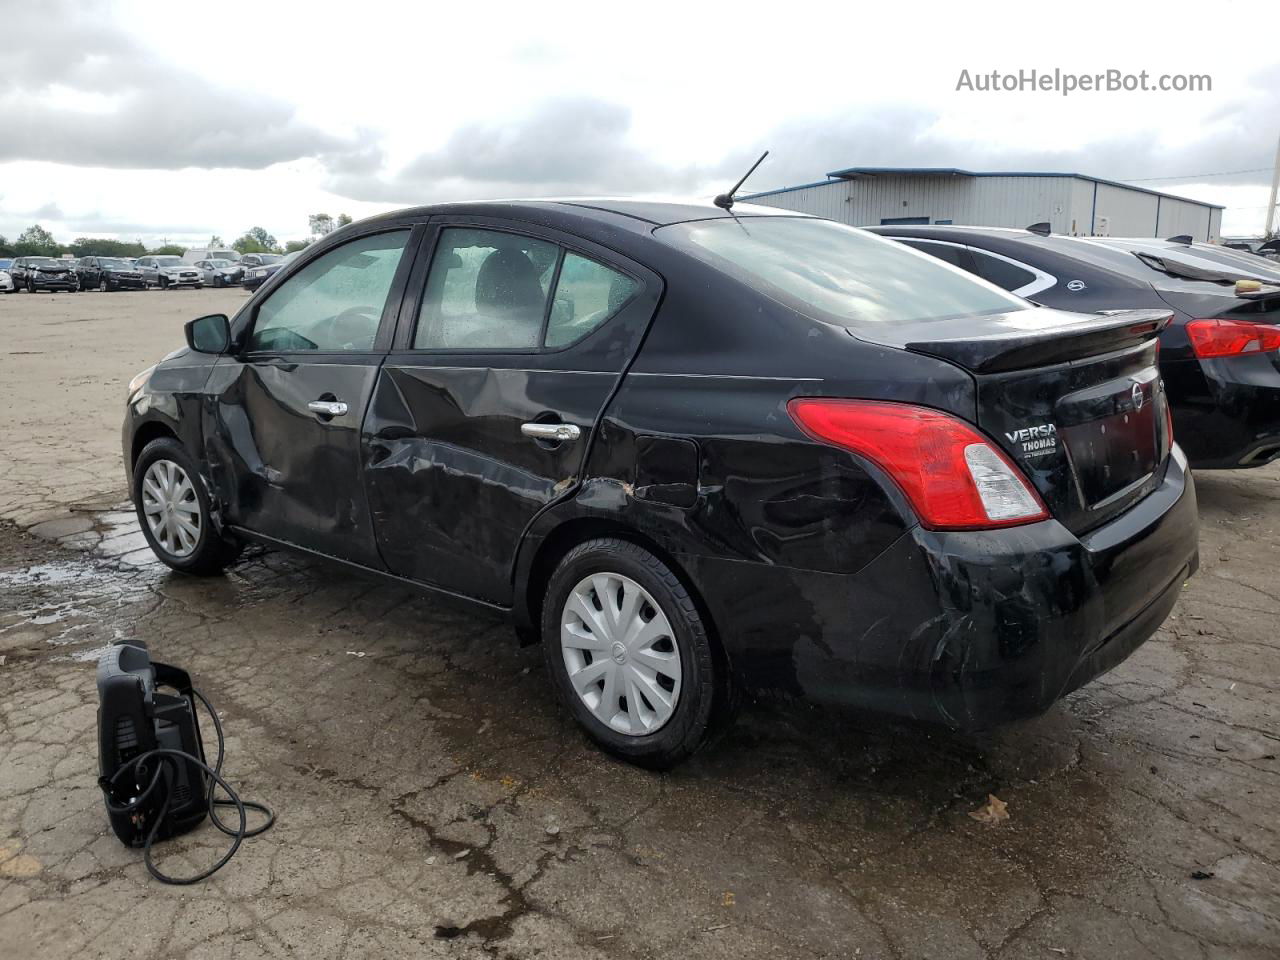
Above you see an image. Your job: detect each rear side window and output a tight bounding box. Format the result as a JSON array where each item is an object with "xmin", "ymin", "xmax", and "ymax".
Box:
[
  {"xmin": 660, "ymin": 217, "xmax": 1027, "ymax": 327},
  {"xmin": 546, "ymin": 253, "xmax": 638, "ymax": 347},
  {"xmin": 970, "ymin": 250, "xmax": 1037, "ymax": 291},
  {"xmin": 415, "ymin": 228, "xmax": 557, "ymax": 349},
  {"xmin": 900, "ymin": 239, "xmax": 976, "ymax": 273},
  {"xmin": 414, "ymin": 228, "xmax": 637, "ymax": 350},
  {"xmin": 249, "ymin": 230, "xmax": 408, "ymax": 352}
]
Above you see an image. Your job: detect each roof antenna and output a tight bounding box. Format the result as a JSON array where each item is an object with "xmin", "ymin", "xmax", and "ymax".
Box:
[
  {"xmin": 1026, "ymin": 221, "xmax": 1051, "ymax": 236},
  {"xmin": 1165, "ymin": 234, "xmax": 1193, "ymax": 245},
  {"xmin": 714, "ymin": 150, "xmax": 769, "ymax": 211}
]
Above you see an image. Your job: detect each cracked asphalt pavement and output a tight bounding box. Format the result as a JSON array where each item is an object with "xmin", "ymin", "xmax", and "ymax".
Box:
[{"xmin": 2, "ymin": 290, "xmax": 1279, "ymax": 959}]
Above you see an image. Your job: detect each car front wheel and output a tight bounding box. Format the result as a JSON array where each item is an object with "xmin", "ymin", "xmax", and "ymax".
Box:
[
  {"xmin": 132, "ymin": 438, "xmax": 242, "ymax": 575},
  {"xmin": 99, "ymin": 278, "xmax": 109, "ymax": 292},
  {"xmin": 542, "ymin": 538, "xmax": 723, "ymax": 768}
]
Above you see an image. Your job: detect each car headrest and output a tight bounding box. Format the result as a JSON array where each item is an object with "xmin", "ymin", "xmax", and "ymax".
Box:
[{"xmin": 476, "ymin": 248, "xmax": 544, "ymax": 314}]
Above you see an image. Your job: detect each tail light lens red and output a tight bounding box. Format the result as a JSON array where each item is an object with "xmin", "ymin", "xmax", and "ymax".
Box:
[
  {"xmin": 787, "ymin": 398, "xmax": 1048, "ymax": 531},
  {"xmin": 1185, "ymin": 318, "xmax": 1280, "ymax": 359}
]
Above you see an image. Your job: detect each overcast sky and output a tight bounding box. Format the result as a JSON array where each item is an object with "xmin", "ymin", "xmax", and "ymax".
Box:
[{"xmin": 2, "ymin": 0, "xmax": 1277, "ymax": 247}]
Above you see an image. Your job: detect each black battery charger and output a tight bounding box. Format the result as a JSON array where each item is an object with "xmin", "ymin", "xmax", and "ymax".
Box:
[{"xmin": 96, "ymin": 640, "xmax": 274, "ymax": 884}]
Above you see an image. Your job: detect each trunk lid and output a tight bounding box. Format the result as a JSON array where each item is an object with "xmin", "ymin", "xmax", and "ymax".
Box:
[{"xmin": 862, "ymin": 307, "xmax": 1173, "ymax": 534}]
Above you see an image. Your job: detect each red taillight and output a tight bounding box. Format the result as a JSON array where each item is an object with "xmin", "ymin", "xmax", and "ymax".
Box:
[
  {"xmin": 1185, "ymin": 318, "xmax": 1280, "ymax": 359},
  {"xmin": 787, "ymin": 398, "xmax": 1049, "ymax": 531}
]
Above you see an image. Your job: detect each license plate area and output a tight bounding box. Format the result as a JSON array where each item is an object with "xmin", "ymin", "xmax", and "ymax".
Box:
[{"xmin": 1057, "ymin": 370, "xmax": 1159, "ymax": 508}]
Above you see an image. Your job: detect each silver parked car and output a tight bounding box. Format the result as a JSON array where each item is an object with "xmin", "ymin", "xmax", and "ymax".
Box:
[
  {"xmin": 136, "ymin": 256, "xmax": 203, "ymax": 290},
  {"xmin": 194, "ymin": 258, "xmax": 242, "ymax": 287}
]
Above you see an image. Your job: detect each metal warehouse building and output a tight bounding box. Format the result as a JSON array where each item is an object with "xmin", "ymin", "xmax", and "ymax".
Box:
[{"xmin": 742, "ymin": 167, "xmax": 1224, "ymax": 241}]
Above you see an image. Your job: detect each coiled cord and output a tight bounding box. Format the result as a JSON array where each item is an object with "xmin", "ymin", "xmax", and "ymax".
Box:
[{"xmin": 99, "ymin": 687, "xmax": 274, "ymax": 884}]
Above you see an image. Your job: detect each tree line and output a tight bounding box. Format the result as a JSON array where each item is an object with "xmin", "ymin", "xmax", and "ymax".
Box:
[{"xmin": 0, "ymin": 213, "xmax": 355, "ymax": 260}]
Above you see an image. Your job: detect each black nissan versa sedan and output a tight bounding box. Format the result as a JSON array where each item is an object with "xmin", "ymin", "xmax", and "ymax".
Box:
[
  {"xmin": 871, "ymin": 225, "xmax": 1280, "ymax": 469},
  {"xmin": 122, "ymin": 200, "xmax": 1199, "ymax": 767}
]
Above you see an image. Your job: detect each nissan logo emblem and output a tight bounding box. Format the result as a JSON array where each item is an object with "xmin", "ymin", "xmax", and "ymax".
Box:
[{"xmin": 1131, "ymin": 382, "xmax": 1144, "ymax": 410}]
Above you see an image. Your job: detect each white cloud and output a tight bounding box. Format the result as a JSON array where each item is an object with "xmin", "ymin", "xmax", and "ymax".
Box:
[{"xmin": 2, "ymin": 0, "xmax": 1277, "ymax": 244}]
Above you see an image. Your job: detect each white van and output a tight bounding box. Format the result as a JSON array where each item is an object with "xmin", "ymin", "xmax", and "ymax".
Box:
[{"xmin": 182, "ymin": 248, "xmax": 239, "ymax": 264}]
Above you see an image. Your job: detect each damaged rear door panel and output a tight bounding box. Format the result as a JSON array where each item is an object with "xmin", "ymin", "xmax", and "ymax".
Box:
[{"xmin": 363, "ymin": 218, "xmax": 664, "ymax": 605}]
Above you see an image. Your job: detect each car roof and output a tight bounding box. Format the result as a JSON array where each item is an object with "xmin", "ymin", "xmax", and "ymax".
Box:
[{"xmin": 360, "ymin": 197, "xmax": 803, "ymax": 233}]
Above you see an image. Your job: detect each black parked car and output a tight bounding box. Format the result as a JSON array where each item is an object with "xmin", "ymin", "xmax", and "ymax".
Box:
[
  {"xmin": 122, "ymin": 200, "xmax": 1198, "ymax": 767},
  {"xmin": 10, "ymin": 257, "xmax": 79, "ymax": 292},
  {"xmin": 871, "ymin": 225, "xmax": 1280, "ymax": 469},
  {"xmin": 78, "ymin": 256, "xmax": 148, "ymax": 292},
  {"xmin": 240, "ymin": 252, "xmax": 290, "ymax": 290}
]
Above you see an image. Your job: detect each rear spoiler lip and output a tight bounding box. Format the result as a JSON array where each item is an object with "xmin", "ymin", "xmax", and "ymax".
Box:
[{"xmin": 902, "ymin": 308, "xmax": 1172, "ymax": 374}]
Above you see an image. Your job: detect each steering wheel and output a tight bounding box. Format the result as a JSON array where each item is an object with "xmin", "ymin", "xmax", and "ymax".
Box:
[{"xmin": 314, "ymin": 305, "xmax": 380, "ymax": 351}]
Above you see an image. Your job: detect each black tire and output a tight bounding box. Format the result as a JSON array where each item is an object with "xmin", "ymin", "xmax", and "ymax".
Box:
[
  {"xmin": 26, "ymin": 279, "xmax": 35, "ymax": 293},
  {"xmin": 99, "ymin": 278, "xmax": 109, "ymax": 292},
  {"xmin": 541, "ymin": 538, "xmax": 724, "ymax": 769},
  {"xmin": 159, "ymin": 275, "xmax": 169, "ymax": 289},
  {"xmin": 131, "ymin": 437, "xmax": 242, "ymax": 575}
]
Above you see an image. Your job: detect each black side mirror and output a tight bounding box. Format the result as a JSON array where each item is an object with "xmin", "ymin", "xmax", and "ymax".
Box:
[{"xmin": 185, "ymin": 314, "xmax": 231, "ymax": 354}]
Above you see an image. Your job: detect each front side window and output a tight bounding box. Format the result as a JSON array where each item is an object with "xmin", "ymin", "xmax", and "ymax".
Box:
[
  {"xmin": 659, "ymin": 217, "xmax": 1028, "ymax": 328},
  {"xmin": 249, "ymin": 231, "xmax": 409, "ymax": 353},
  {"xmin": 415, "ymin": 228, "xmax": 558, "ymax": 350}
]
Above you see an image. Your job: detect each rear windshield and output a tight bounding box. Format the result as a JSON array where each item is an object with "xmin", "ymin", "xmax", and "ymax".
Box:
[{"xmin": 658, "ymin": 217, "xmax": 1028, "ymax": 326}]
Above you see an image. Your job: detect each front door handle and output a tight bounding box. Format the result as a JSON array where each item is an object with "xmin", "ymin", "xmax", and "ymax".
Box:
[
  {"xmin": 521, "ymin": 422, "xmax": 581, "ymax": 442},
  {"xmin": 308, "ymin": 399, "xmax": 349, "ymax": 418}
]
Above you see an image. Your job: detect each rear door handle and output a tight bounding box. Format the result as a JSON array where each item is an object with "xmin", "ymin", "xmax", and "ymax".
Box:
[
  {"xmin": 521, "ymin": 422, "xmax": 580, "ymax": 442},
  {"xmin": 308, "ymin": 400, "xmax": 349, "ymax": 418}
]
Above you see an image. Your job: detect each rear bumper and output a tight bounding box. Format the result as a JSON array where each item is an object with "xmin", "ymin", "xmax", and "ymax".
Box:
[{"xmin": 684, "ymin": 449, "xmax": 1198, "ymax": 730}]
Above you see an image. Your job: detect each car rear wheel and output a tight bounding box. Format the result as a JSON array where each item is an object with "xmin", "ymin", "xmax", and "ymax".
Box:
[
  {"xmin": 541, "ymin": 538, "xmax": 722, "ymax": 768},
  {"xmin": 132, "ymin": 438, "xmax": 241, "ymax": 575}
]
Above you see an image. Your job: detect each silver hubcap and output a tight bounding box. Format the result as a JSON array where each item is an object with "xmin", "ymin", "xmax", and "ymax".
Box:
[
  {"xmin": 140, "ymin": 460, "xmax": 201, "ymax": 558},
  {"xmin": 560, "ymin": 573, "xmax": 681, "ymax": 736}
]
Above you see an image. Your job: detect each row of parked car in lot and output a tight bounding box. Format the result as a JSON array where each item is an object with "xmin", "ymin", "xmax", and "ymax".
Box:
[{"xmin": 0, "ymin": 250, "xmax": 296, "ymax": 294}]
